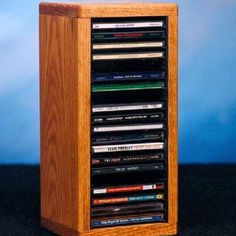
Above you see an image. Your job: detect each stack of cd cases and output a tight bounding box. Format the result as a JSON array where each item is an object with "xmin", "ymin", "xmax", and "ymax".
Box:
[{"xmin": 91, "ymin": 16, "xmax": 168, "ymax": 228}]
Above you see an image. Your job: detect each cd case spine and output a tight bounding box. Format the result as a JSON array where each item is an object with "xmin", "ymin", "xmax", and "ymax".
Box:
[
  {"xmin": 93, "ymin": 142, "xmax": 164, "ymax": 153},
  {"xmin": 92, "ymin": 193, "xmax": 164, "ymax": 205},
  {"xmin": 92, "ymin": 81, "xmax": 165, "ymax": 92},
  {"xmin": 93, "ymin": 183, "xmax": 165, "ymax": 195},
  {"xmin": 92, "ymin": 153, "xmax": 164, "ymax": 166},
  {"xmin": 92, "ymin": 163, "xmax": 164, "ymax": 175},
  {"xmin": 92, "ymin": 30, "xmax": 166, "ymax": 42},
  {"xmin": 92, "ymin": 71, "xmax": 165, "ymax": 82},
  {"xmin": 92, "ymin": 21, "xmax": 164, "ymax": 29},
  {"xmin": 92, "ymin": 214, "xmax": 164, "ymax": 227}
]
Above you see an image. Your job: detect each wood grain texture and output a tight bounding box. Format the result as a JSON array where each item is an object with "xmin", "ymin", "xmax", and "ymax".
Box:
[
  {"xmin": 40, "ymin": 15, "xmax": 92, "ymax": 233},
  {"xmin": 40, "ymin": 2, "xmax": 178, "ymax": 236},
  {"xmin": 167, "ymin": 14, "xmax": 178, "ymax": 226},
  {"xmin": 40, "ymin": 14, "xmax": 79, "ymax": 230},
  {"xmin": 40, "ymin": 2, "xmax": 178, "ymax": 18},
  {"xmin": 76, "ymin": 17, "xmax": 91, "ymax": 232},
  {"xmin": 41, "ymin": 217, "xmax": 79, "ymax": 236},
  {"xmin": 82, "ymin": 223, "xmax": 177, "ymax": 236}
]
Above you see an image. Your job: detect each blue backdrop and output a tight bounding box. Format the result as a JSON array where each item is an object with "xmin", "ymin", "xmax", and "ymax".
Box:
[{"xmin": 0, "ymin": 0, "xmax": 236, "ymax": 164}]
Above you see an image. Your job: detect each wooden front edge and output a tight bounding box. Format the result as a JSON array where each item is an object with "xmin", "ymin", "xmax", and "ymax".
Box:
[
  {"xmin": 81, "ymin": 223, "xmax": 176, "ymax": 236},
  {"xmin": 77, "ymin": 17, "xmax": 91, "ymax": 233},
  {"xmin": 167, "ymin": 12, "xmax": 178, "ymax": 228}
]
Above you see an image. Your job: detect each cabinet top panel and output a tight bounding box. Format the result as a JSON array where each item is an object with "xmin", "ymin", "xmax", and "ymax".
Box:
[{"xmin": 39, "ymin": 2, "xmax": 178, "ymax": 18}]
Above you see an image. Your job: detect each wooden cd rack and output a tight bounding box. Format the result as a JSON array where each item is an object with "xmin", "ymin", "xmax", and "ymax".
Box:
[{"xmin": 40, "ymin": 2, "xmax": 178, "ymax": 236}]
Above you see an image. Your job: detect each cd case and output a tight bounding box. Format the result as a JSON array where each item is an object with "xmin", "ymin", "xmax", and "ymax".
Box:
[{"xmin": 92, "ymin": 163, "xmax": 164, "ymax": 175}]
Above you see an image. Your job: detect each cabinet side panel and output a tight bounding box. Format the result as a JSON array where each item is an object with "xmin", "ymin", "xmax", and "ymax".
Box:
[
  {"xmin": 40, "ymin": 15, "xmax": 78, "ymax": 230},
  {"xmin": 168, "ymin": 13, "xmax": 178, "ymax": 226}
]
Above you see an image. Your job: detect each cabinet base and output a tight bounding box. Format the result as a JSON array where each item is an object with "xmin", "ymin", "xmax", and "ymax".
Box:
[
  {"xmin": 41, "ymin": 217, "xmax": 177, "ymax": 236},
  {"xmin": 41, "ymin": 217, "xmax": 79, "ymax": 236}
]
